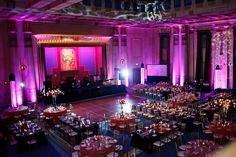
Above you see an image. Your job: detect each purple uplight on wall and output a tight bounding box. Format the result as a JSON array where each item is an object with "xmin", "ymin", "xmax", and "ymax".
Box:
[
  {"xmin": 16, "ymin": 87, "xmax": 23, "ymax": 106},
  {"xmin": 141, "ymin": 68, "xmax": 145, "ymax": 84},
  {"xmin": 178, "ymin": 26, "xmax": 185, "ymax": 86},
  {"xmin": 10, "ymin": 81, "xmax": 17, "ymax": 108},
  {"xmin": 172, "ymin": 39, "xmax": 180, "ymax": 85}
]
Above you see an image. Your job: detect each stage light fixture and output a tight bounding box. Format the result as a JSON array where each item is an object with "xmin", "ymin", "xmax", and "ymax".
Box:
[
  {"xmin": 121, "ymin": 69, "xmax": 129, "ymax": 87},
  {"xmin": 20, "ymin": 82, "xmax": 25, "ymax": 88},
  {"xmin": 121, "ymin": 69, "xmax": 129, "ymax": 77}
]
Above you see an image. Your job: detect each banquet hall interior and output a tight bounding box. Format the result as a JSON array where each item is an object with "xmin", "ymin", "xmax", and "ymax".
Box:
[{"xmin": 1, "ymin": 0, "xmax": 236, "ymax": 157}]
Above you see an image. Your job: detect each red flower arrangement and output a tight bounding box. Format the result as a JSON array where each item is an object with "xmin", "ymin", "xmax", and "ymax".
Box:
[{"xmin": 119, "ymin": 99, "xmax": 126, "ymax": 105}]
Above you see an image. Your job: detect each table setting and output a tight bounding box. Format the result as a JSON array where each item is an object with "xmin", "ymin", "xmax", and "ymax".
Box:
[
  {"xmin": 185, "ymin": 139, "xmax": 220, "ymax": 157},
  {"xmin": 80, "ymin": 135, "xmax": 117, "ymax": 157}
]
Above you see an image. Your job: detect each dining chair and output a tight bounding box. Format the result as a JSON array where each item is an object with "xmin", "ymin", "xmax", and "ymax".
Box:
[
  {"xmin": 175, "ymin": 142, "xmax": 185, "ymax": 157},
  {"xmin": 83, "ymin": 128, "xmax": 93, "ymax": 138},
  {"xmin": 137, "ymin": 122, "xmax": 143, "ymax": 129},
  {"xmin": 127, "ymin": 149, "xmax": 136, "ymax": 157},
  {"xmin": 71, "ymin": 151, "xmax": 79, "ymax": 157},
  {"xmin": 167, "ymin": 133, "xmax": 177, "ymax": 141},
  {"xmin": 109, "ymin": 123, "xmax": 116, "ymax": 130},
  {"xmin": 107, "ymin": 151, "xmax": 119, "ymax": 157},
  {"xmin": 27, "ymin": 137, "xmax": 37, "ymax": 150},
  {"xmin": 118, "ymin": 124, "xmax": 126, "ymax": 131},
  {"xmin": 178, "ymin": 144, "xmax": 186, "ymax": 151},
  {"xmin": 213, "ymin": 134, "xmax": 223, "ymax": 144},
  {"xmin": 153, "ymin": 141, "xmax": 164, "ymax": 151},
  {"xmin": 115, "ymin": 144, "xmax": 124, "ymax": 155},
  {"xmin": 73, "ymin": 145, "xmax": 80, "ymax": 151},
  {"xmin": 129, "ymin": 124, "xmax": 136, "ymax": 133},
  {"xmin": 226, "ymin": 135, "xmax": 236, "ymax": 142},
  {"xmin": 113, "ymin": 130, "xmax": 120, "ymax": 139},
  {"xmin": 160, "ymin": 136, "xmax": 171, "ymax": 144},
  {"xmin": 203, "ymin": 129, "xmax": 213, "ymax": 139}
]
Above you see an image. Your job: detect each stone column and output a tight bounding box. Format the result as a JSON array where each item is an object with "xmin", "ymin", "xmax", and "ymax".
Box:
[{"xmin": 16, "ymin": 21, "xmax": 24, "ymax": 105}]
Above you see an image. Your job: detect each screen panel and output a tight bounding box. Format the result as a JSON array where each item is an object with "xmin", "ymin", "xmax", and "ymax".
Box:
[{"xmin": 147, "ymin": 64, "xmax": 167, "ymax": 76}]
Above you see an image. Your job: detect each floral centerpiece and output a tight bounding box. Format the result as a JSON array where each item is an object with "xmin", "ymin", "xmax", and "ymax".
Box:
[
  {"xmin": 44, "ymin": 88, "xmax": 64, "ymax": 105},
  {"xmin": 118, "ymin": 99, "xmax": 126, "ymax": 118}
]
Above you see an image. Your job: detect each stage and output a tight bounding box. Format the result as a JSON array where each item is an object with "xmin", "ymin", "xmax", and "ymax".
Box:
[{"xmin": 44, "ymin": 85, "xmax": 127, "ymax": 104}]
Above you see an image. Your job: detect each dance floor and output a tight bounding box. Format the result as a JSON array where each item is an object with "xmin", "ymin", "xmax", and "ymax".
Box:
[{"xmin": 71, "ymin": 94, "xmax": 146, "ymax": 122}]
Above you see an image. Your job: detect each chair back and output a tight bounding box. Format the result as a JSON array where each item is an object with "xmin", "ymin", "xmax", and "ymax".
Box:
[
  {"xmin": 127, "ymin": 149, "xmax": 136, "ymax": 157},
  {"xmin": 113, "ymin": 130, "xmax": 120, "ymax": 139}
]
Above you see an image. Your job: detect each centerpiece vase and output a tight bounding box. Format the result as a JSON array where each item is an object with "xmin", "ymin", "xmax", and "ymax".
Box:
[
  {"xmin": 52, "ymin": 96, "xmax": 57, "ymax": 105},
  {"xmin": 120, "ymin": 105, "xmax": 124, "ymax": 118}
]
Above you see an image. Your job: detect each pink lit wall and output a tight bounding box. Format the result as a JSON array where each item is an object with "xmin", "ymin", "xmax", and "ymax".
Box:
[
  {"xmin": 24, "ymin": 47, "xmax": 37, "ymax": 103},
  {"xmin": 126, "ymin": 28, "xmax": 160, "ymax": 85},
  {"xmin": 10, "ymin": 81, "xmax": 17, "ymax": 108}
]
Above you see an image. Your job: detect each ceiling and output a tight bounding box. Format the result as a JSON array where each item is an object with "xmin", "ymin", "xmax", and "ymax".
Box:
[{"xmin": 0, "ymin": 0, "xmax": 236, "ymax": 28}]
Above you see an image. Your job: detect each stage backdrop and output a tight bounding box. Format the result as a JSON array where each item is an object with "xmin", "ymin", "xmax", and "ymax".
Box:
[{"xmin": 44, "ymin": 47, "xmax": 102, "ymax": 84}]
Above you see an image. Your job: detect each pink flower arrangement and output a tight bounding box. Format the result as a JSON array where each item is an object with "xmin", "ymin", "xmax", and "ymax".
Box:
[{"xmin": 44, "ymin": 88, "xmax": 64, "ymax": 97}]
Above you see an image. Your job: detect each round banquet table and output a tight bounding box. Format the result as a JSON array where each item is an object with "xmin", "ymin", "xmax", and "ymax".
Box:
[
  {"xmin": 110, "ymin": 113, "xmax": 135, "ymax": 132},
  {"xmin": 5, "ymin": 106, "xmax": 29, "ymax": 117},
  {"xmin": 43, "ymin": 106, "xmax": 67, "ymax": 118},
  {"xmin": 185, "ymin": 140, "xmax": 220, "ymax": 157},
  {"xmin": 80, "ymin": 135, "xmax": 117, "ymax": 157},
  {"xmin": 208, "ymin": 121, "xmax": 236, "ymax": 137}
]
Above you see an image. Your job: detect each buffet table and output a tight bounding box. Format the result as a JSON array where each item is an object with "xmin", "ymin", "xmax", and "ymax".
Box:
[{"xmin": 80, "ymin": 135, "xmax": 117, "ymax": 157}]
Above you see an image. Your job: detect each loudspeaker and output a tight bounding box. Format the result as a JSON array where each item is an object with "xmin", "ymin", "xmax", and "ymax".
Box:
[
  {"xmin": 9, "ymin": 73, "xmax": 15, "ymax": 81},
  {"xmin": 133, "ymin": 68, "xmax": 141, "ymax": 84},
  {"xmin": 44, "ymin": 80, "xmax": 52, "ymax": 91},
  {"xmin": 100, "ymin": 67, "xmax": 105, "ymax": 80}
]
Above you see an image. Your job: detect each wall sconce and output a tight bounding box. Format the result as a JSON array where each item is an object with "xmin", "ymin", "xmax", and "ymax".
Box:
[
  {"xmin": 20, "ymin": 64, "xmax": 27, "ymax": 71},
  {"xmin": 4, "ymin": 80, "xmax": 8, "ymax": 85}
]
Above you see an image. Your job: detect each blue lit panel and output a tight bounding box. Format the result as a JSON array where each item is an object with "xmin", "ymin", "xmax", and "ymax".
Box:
[
  {"xmin": 82, "ymin": 0, "xmax": 91, "ymax": 5},
  {"xmin": 115, "ymin": 0, "xmax": 121, "ymax": 10},
  {"xmin": 105, "ymin": 0, "xmax": 112, "ymax": 8},
  {"xmin": 184, "ymin": 0, "xmax": 192, "ymax": 6},
  {"xmin": 164, "ymin": 0, "xmax": 171, "ymax": 10},
  {"xmin": 196, "ymin": 0, "xmax": 204, "ymax": 3},
  {"xmin": 174, "ymin": 0, "xmax": 181, "ymax": 8},
  {"xmin": 94, "ymin": 0, "xmax": 101, "ymax": 7}
]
